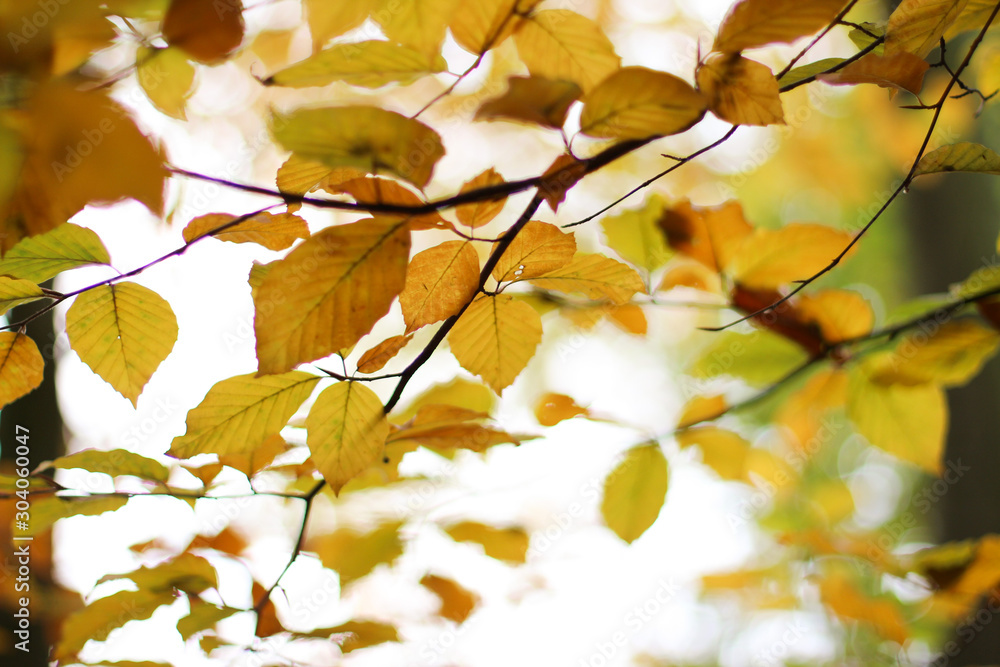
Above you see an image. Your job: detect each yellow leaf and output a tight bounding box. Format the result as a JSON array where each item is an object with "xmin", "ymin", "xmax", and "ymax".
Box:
[
  {"xmin": 264, "ymin": 40, "xmax": 447, "ymax": 88},
  {"xmin": 400, "ymin": 240, "xmax": 480, "ymax": 333},
  {"xmin": 455, "ymin": 168, "xmax": 507, "ymax": 228},
  {"xmin": 847, "ymin": 361, "xmax": 947, "ymax": 473},
  {"xmin": 51, "ymin": 449, "xmax": 169, "ymax": 482},
  {"xmin": 357, "ymin": 334, "xmax": 413, "ymax": 374},
  {"xmin": 818, "ymin": 51, "xmax": 930, "ymax": 95},
  {"xmin": 450, "ymin": 0, "xmax": 538, "ymax": 54},
  {"xmin": 137, "ymin": 46, "xmax": 196, "ymax": 120},
  {"xmin": 448, "ymin": 294, "xmax": 543, "ymax": 393},
  {"xmin": 696, "ymin": 53, "xmax": 784, "ymax": 126},
  {"xmin": 374, "ymin": 0, "xmax": 459, "ymax": 56},
  {"xmin": 393, "ymin": 377, "xmax": 495, "ymax": 422},
  {"xmin": 579, "ymin": 66, "xmax": 707, "ymax": 140},
  {"xmin": 66, "ymin": 283, "xmax": 178, "ymax": 407},
  {"xmin": 307, "ymin": 381, "xmax": 389, "ymax": 493},
  {"xmin": 887, "ymin": 320, "xmax": 1000, "ymax": 387},
  {"xmin": 807, "ymin": 478, "xmax": 855, "ymax": 524},
  {"xmin": 727, "ymin": 223, "xmax": 854, "ymax": 289},
  {"xmin": 677, "ymin": 394, "xmax": 728, "ymax": 429},
  {"xmin": 275, "ymin": 155, "xmax": 365, "ymax": 196},
  {"xmin": 20, "ymin": 495, "xmax": 128, "ymax": 537},
  {"xmin": 388, "ymin": 413, "xmax": 533, "ymax": 451},
  {"xmin": 601, "ymin": 443, "xmax": 668, "ymax": 543},
  {"xmin": 254, "ymin": 218, "xmax": 410, "ymax": 374},
  {"xmin": 607, "ymin": 303, "xmax": 647, "ymax": 335},
  {"xmin": 820, "ymin": 570, "xmax": 909, "ymax": 644},
  {"xmin": 796, "ymin": 289, "xmax": 874, "ymax": 342},
  {"xmin": 714, "ymin": 0, "xmax": 849, "ymax": 53},
  {"xmin": 0, "ymin": 223, "xmax": 110, "ymax": 282},
  {"xmin": 272, "ymin": 106, "xmax": 445, "ymax": 188},
  {"xmin": 248, "ymin": 28, "xmax": 296, "ymax": 70},
  {"xmin": 534, "ymin": 392, "xmax": 589, "ymax": 426},
  {"xmin": 601, "ymin": 195, "xmax": 673, "ymax": 272},
  {"xmin": 529, "ymin": 252, "xmax": 645, "ymax": 304},
  {"xmin": 513, "ymin": 9, "xmax": 620, "ymax": 93},
  {"xmin": 914, "ymin": 142, "xmax": 1000, "ymax": 177},
  {"xmin": 51, "ymin": 13, "xmax": 118, "ymax": 76},
  {"xmin": 885, "ymin": 0, "xmax": 967, "ymax": 58},
  {"xmin": 474, "ymin": 75, "xmax": 582, "ymax": 129},
  {"xmin": 677, "ymin": 426, "xmax": 750, "ymax": 481},
  {"xmin": 98, "ymin": 553, "xmax": 217, "ymax": 594},
  {"xmin": 492, "ymin": 220, "xmax": 576, "ymax": 282},
  {"xmin": 328, "ymin": 176, "xmax": 447, "ymax": 230},
  {"xmin": 656, "ymin": 259, "xmax": 723, "ymax": 293},
  {"xmin": 658, "ymin": 199, "xmax": 753, "ymax": 272},
  {"xmin": 168, "ymin": 371, "xmax": 320, "ymax": 458},
  {"xmin": 218, "ymin": 433, "xmax": 289, "ymax": 478},
  {"xmin": 304, "ymin": 0, "xmax": 374, "ymax": 49},
  {"xmin": 776, "ymin": 368, "xmax": 847, "ymax": 455},
  {"xmin": 421, "ymin": 574, "xmax": 480, "ymax": 623},
  {"xmin": 0, "ymin": 277, "xmax": 43, "ymax": 315},
  {"xmin": 53, "ymin": 589, "xmax": 176, "ymax": 661},
  {"xmin": 163, "ymin": 0, "xmax": 244, "ymax": 64},
  {"xmin": 444, "ymin": 521, "xmax": 529, "ymax": 563},
  {"xmin": 182, "ymin": 211, "xmax": 309, "ymax": 250},
  {"xmin": 946, "ymin": 0, "xmax": 1000, "ymax": 38},
  {"xmin": 307, "ymin": 521, "xmax": 403, "ymax": 585},
  {"xmin": 178, "ymin": 602, "xmax": 240, "ymax": 641},
  {"xmin": 307, "ymin": 619, "xmax": 400, "ymax": 652}
]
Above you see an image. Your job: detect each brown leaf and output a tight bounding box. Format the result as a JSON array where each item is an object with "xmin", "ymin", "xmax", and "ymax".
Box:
[
  {"xmin": 163, "ymin": 0, "xmax": 245, "ymax": 64},
  {"xmin": 818, "ymin": 52, "xmax": 930, "ymax": 95}
]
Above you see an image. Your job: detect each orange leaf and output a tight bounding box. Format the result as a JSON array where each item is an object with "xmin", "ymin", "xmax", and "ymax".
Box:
[
  {"xmin": 421, "ymin": 575, "xmax": 480, "ymax": 624},
  {"xmin": 399, "ymin": 241, "xmax": 480, "ymax": 333},
  {"xmin": 492, "ymin": 220, "xmax": 576, "ymax": 283},
  {"xmin": 455, "ymin": 168, "xmax": 506, "ymax": 228},
  {"xmin": 356, "ymin": 335, "xmax": 412, "ymax": 374},
  {"xmin": 475, "ymin": 75, "xmax": 582, "ymax": 129},
  {"xmin": 539, "ymin": 153, "xmax": 587, "ymax": 212},
  {"xmin": 182, "ymin": 211, "xmax": 309, "ymax": 250},
  {"xmin": 818, "ymin": 52, "xmax": 930, "ymax": 95},
  {"xmin": 534, "ymin": 392, "xmax": 589, "ymax": 426},
  {"xmin": 657, "ymin": 199, "xmax": 753, "ymax": 271}
]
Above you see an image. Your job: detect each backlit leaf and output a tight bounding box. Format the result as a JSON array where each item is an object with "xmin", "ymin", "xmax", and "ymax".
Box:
[
  {"xmin": 448, "ymin": 294, "xmax": 543, "ymax": 393},
  {"xmin": 697, "ymin": 53, "xmax": 784, "ymax": 126},
  {"xmin": 885, "ymin": 0, "xmax": 967, "ymax": 58},
  {"xmin": 51, "ymin": 449, "xmax": 169, "ymax": 482},
  {"xmin": 820, "ymin": 569, "xmax": 909, "ymax": 643},
  {"xmin": 163, "ymin": 0, "xmax": 244, "ymax": 64},
  {"xmin": 421, "ymin": 574, "xmax": 480, "ymax": 623},
  {"xmin": 658, "ymin": 199, "xmax": 753, "ymax": 271},
  {"xmin": 66, "ymin": 283, "xmax": 178, "ymax": 407},
  {"xmin": 886, "ymin": 320, "xmax": 1000, "ymax": 387},
  {"xmin": 529, "ymin": 253, "xmax": 645, "ymax": 304},
  {"xmin": 492, "ymin": 220, "xmax": 576, "ymax": 282},
  {"xmin": 254, "ymin": 218, "xmax": 410, "ymax": 374},
  {"xmin": 0, "ymin": 277, "xmax": 43, "ymax": 315},
  {"xmin": 272, "ymin": 106, "xmax": 445, "ymax": 188},
  {"xmin": 328, "ymin": 176, "xmax": 447, "ymax": 230},
  {"xmin": 0, "ymin": 332, "xmax": 43, "ymax": 410},
  {"xmin": 98, "ymin": 553, "xmax": 217, "ymax": 594},
  {"xmin": 275, "ymin": 155, "xmax": 365, "ymax": 196},
  {"xmin": 513, "ymin": 9, "xmax": 621, "ymax": 92},
  {"xmin": 677, "ymin": 426, "xmax": 750, "ymax": 481},
  {"xmin": 455, "ymin": 168, "xmax": 507, "ymax": 228},
  {"xmin": 601, "ymin": 195, "xmax": 674, "ymax": 272},
  {"xmin": 177, "ymin": 602, "xmax": 240, "ymax": 641},
  {"xmin": 137, "ymin": 46, "xmax": 196, "ymax": 120},
  {"xmin": 914, "ymin": 142, "xmax": 1000, "ymax": 177},
  {"xmin": 795, "ymin": 289, "xmax": 874, "ymax": 343},
  {"xmin": 580, "ymin": 66, "xmax": 707, "ymax": 140},
  {"xmin": 307, "ymin": 619, "xmax": 400, "ymax": 652},
  {"xmin": 400, "ymin": 240, "xmax": 480, "ymax": 333},
  {"xmin": 168, "ymin": 372, "xmax": 320, "ymax": 458},
  {"xmin": 444, "ymin": 521, "xmax": 529, "ymax": 563},
  {"xmin": 450, "ymin": 0, "xmax": 538, "ymax": 54},
  {"xmin": 534, "ymin": 392, "xmax": 589, "ymax": 426},
  {"xmin": 847, "ymin": 360, "xmax": 947, "ymax": 473},
  {"xmin": 601, "ymin": 443, "xmax": 668, "ymax": 543},
  {"xmin": 304, "ymin": 0, "xmax": 374, "ymax": 49},
  {"xmin": 818, "ymin": 51, "xmax": 929, "ymax": 94},
  {"xmin": 306, "ymin": 381, "xmax": 389, "ymax": 493},
  {"xmin": 690, "ymin": 329, "xmax": 809, "ymax": 386},
  {"xmin": 713, "ymin": 0, "xmax": 849, "ymax": 53},
  {"xmin": 53, "ymin": 589, "xmax": 175, "ymax": 660},
  {"xmin": 777, "ymin": 57, "xmax": 845, "ymax": 87},
  {"xmin": 264, "ymin": 41, "xmax": 447, "ymax": 88},
  {"xmin": 388, "ymin": 404, "xmax": 535, "ymax": 451},
  {"xmin": 22, "ymin": 495, "xmax": 129, "ymax": 537},
  {"xmin": 727, "ymin": 223, "xmax": 854, "ymax": 289},
  {"xmin": 474, "ymin": 75, "xmax": 582, "ymax": 129},
  {"xmin": 307, "ymin": 521, "xmax": 403, "ymax": 585},
  {"xmin": 182, "ymin": 211, "xmax": 309, "ymax": 250},
  {"xmin": 217, "ymin": 434, "xmax": 289, "ymax": 478},
  {"xmin": 374, "ymin": 0, "xmax": 459, "ymax": 56},
  {"xmin": 0, "ymin": 223, "xmax": 110, "ymax": 282},
  {"xmin": 677, "ymin": 394, "xmax": 728, "ymax": 428},
  {"xmin": 357, "ymin": 334, "xmax": 413, "ymax": 374}
]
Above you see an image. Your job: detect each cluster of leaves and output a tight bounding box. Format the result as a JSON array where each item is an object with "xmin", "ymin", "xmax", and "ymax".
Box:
[{"xmin": 5, "ymin": 0, "xmax": 1000, "ymax": 663}]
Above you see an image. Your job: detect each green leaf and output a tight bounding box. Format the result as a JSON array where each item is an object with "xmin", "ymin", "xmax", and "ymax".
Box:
[
  {"xmin": 306, "ymin": 381, "xmax": 389, "ymax": 493},
  {"xmin": 169, "ymin": 371, "xmax": 320, "ymax": 458},
  {"xmin": 53, "ymin": 589, "xmax": 176, "ymax": 661},
  {"xmin": 66, "ymin": 282, "xmax": 178, "ymax": 407},
  {"xmin": 0, "ymin": 223, "xmax": 111, "ymax": 283},
  {"xmin": 601, "ymin": 443, "xmax": 669, "ymax": 543},
  {"xmin": 264, "ymin": 40, "xmax": 447, "ymax": 88},
  {"xmin": 98, "ymin": 553, "xmax": 218, "ymax": 595},
  {"xmin": 271, "ymin": 106, "xmax": 445, "ymax": 188},
  {"xmin": 21, "ymin": 495, "xmax": 129, "ymax": 536},
  {"xmin": 776, "ymin": 57, "xmax": 845, "ymax": 87},
  {"xmin": 689, "ymin": 329, "xmax": 810, "ymax": 386},
  {"xmin": 600, "ymin": 195, "xmax": 674, "ymax": 272},
  {"xmin": 0, "ymin": 331, "xmax": 44, "ymax": 410},
  {"xmin": 177, "ymin": 602, "xmax": 241, "ymax": 640},
  {"xmin": 885, "ymin": 320, "xmax": 1000, "ymax": 387},
  {"xmin": 914, "ymin": 142, "xmax": 1000, "ymax": 178},
  {"xmin": 51, "ymin": 449, "xmax": 169, "ymax": 482}
]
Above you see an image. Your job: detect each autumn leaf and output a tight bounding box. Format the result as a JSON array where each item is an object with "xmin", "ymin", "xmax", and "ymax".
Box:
[
  {"xmin": 529, "ymin": 252, "xmax": 645, "ymax": 304},
  {"xmin": 388, "ymin": 403, "xmax": 535, "ymax": 451},
  {"xmin": 677, "ymin": 426, "xmax": 750, "ymax": 481},
  {"xmin": 51, "ymin": 449, "xmax": 169, "ymax": 483},
  {"xmin": 795, "ymin": 289, "xmax": 875, "ymax": 343},
  {"xmin": 357, "ymin": 334, "xmax": 412, "ymax": 374},
  {"xmin": 374, "ymin": 0, "xmax": 459, "ymax": 56},
  {"xmin": 328, "ymin": 176, "xmax": 447, "ymax": 230},
  {"xmin": 400, "ymin": 240, "xmax": 480, "ymax": 333},
  {"xmin": 677, "ymin": 394, "xmax": 728, "ymax": 429},
  {"xmin": 713, "ymin": 0, "xmax": 849, "ymax": 53},
  {"xmin": 444, "ymin": 521, "xmax": 529, "ymax": 563},
  {"xmin": 53, "ymin": 589, "xmax": 176, "ymax": 660},
  {"xmin": 885, "ymin": 320, "xmax": 1000, "ymax": 386},
  {"xmin": 182, "ymin": 211, "xmax": 309, "ymax": 250},
  {"xmin": 448, "ymin": 294, "xmax": 543, "ymax": 393},
  {"xmin": 307, "ymin": 619, "xmax": 400, "ymax": 652},
  {"xmin": 162, "ymin": 0, "xmax": 245, "ymax": 64},
  {"xmin": 137, "ymin": 46, "xmax": 196, "ymax": 120},
  {"xmin": 275, "ymin": 154, "xmax": 364, "ymax": 196},
  {"xmin": 307, "ymin": 520, "xmax": 403, "ymax": 585},
  {"xmin": 421, "ymin": 574, "xmax": 480, "ymax": 623},
  {"xmin": 579, "ymin": 66, "xmax": 707, "ymax": 140},
  {"xmin": 21, "ymin": 495, "xmax": 129, "ymax": 537},
  {"xmin": 66, "ymin": 282, "xmax": 178, "ymax": 407},
  {"xmin": 455, "ymin": 168, "xmax": 507, "ymax": 228},
  {"xmin": 777, "ymin": 57, "xmax": 845, "ymax": 87},
  {"xmin": 98, "ymin": 553, "xmax": 218, "ymax": 594},
  {"xmin": 538, "ymin": 153, "xmax": 587, "ymax": 211},
  {"xmin": 306, "ymin": 381, "xmax": 389, "ymax": 493},
  {"xmin": 885, "ymin": 0, "xmax": 967, "ymax": 59},
  {"xmin": 272, "ymin": 106, "xmax": 445, "ymax": 188},
  {"xmin": 0, "ymin": 222, "xmax": 110, "ymax": 282},
  {"xmin": 818, "ymin": 52, "xmax": 930, "ymax": 95},
  {"xmin": 178, "ymin": 602, "xmax": 241, "ymax": 641},
  {"xmin": 450, "ymin": 0, "xmax": 539, "ymax": 54},
  {"xmin": 727, "ymin": 223, "xmax": 854, "ymax": 289},
  {"xmin": 601, "ymin": 195, "xmax": 674, "ymax": 272},
  {"xmin": 0, "ymin": 277, "xmax": 43, "ymax": 315},
  {"xmin": 914, "ymin": 142, "xmax": 1000, "ymax": 177},
  {"xmin": 601, "ymin": 443, "xmax": 668, "ymax": 543},
  {"xmin": 513, "ymin": 9, "xmax": 621, "ymax": 92},
  {"xmin": 492, "ymin": 220, "xmax": 576, "ymax": 282},
  {"xmin": 475, "ymin": 75, "xmax": 582, "ymax": 129},
  {"xmin": 169, "ymin": 372, "xmax": 320, "ymax": 458},
  {"xmin": 820, "ymin": 569, "xmax": 909, "ymax": 644},
  {"xmin": 303, "ymin": 0, "xmax": 374, "ymax": 49},
  {"xmin": 264, "ymin": 41, "xmax": 447, "ymax": 88},
  {"xmin": 697, "ymin": 53, "xmax": 784, "ymax": 126},
  {"xmin": 254, "ymin": 218, "xmax": 410, "ymax": 374},
  {"xmin": 658, "ymin": 199, "xmax": 753, "ymax": 271},
  {"xmin": 218, "ymin": 434, "xmax": 289, "ymax": 478},
  {"xmin": 534, "ymin": 392, "xmax": 590, "ymax": 426}
]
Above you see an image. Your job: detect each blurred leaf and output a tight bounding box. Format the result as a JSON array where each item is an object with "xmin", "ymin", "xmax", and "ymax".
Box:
[
  {"xmin": 264, "ymin": 41, "xmax": 446, "ymax": 88},
  {"xmin": 163, "ymin": 0, "xmax": 244, "ymax": 64},
  {"xmin": 513, "ymin": 9, "xmax": 620, "ymax": 92},
  {"xmin": 21, "ymin": 496, "xmax": 129, "ymax": 536},
  {"xmin": 421, "ymin": 574, "xmax": 480, "ymax": 623},
  {"xmin": 444, "ymin": 521, "xmax": 529, "ymax": 563},
  {"xmin": 308, "ymin": 521, "xmax": 403, "ymax": 586},
  {"xmin": 137, "ymin": 46, "xmax": 196, "ymax": 120},
  {"xmin": 53, "ymin": 589, "xmax": 175, "ymax": 661},
  {"xmin": 914, "ymin": 142, "xmax": 1000, "ymax": 177},
  {"xmin": 475, "ymin": 76, "xmax": 582, "ymax": 129},
  {"xmin": 601, "ymin": 443, "xmax": 668, "ymax": 543},
  {"xmin": 677, "ymin": 426, "xmax": 750, "ymax": 481},
  {"xmin": 98, "ymin": 553, "xmax": 217, "ymax": 595},
  {"xmin": 658, "ymin": 199, "xmax": 753, "ymax": 272},
  {"xmin": 455, "ymin": 168, "xmax": 507, "ymax": 228},
  {"xmin": 601, "ymin": 195, "xmax": 674, "ymax": 272},
  {"xmin": 886, "ymin": 320, "xmax": 1000, "ymax": 387},
  {"xmin": 374, "ymin": 0, "xmax": 459, "ymax": 56},
  {"xmin": 713, "ymin": 0, "xmax": 849, "ymax": 53},
  {"xmin": 818, "ymin": 51, "xmax": 929, "ymax": 94},
  {"xmin": 727, "ymin": 223, "xmax": 854, "ymax": 290},
  {"xmin": 177, "ymin": 601, "xmax": 240, "ymax": 640},
  {"xmin": 535, "ymin": 392, "xmax": 590, "ymax": 426},
  {"xmin": 306, "ymin": 619, "xmax": 399, "ymax": 652}
]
